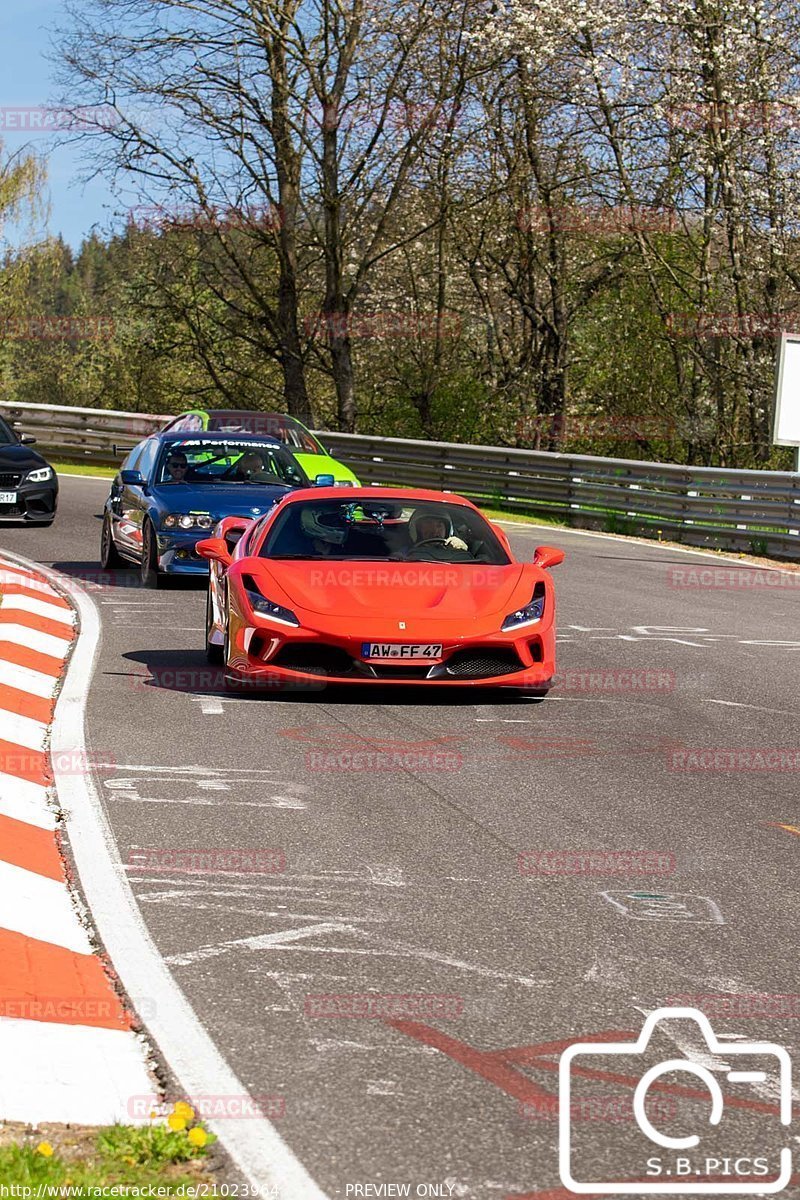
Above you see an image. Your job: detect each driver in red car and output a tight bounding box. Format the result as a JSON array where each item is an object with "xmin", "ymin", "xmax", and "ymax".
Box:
[{"xmin": 408, "ymin": 511, "xmax": 468, "ymax": 551}]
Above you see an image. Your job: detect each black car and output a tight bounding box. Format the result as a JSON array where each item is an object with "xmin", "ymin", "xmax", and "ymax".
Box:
[{"xmin": 0, "ymin": 415, "xmax": 58, "ymax": 525}]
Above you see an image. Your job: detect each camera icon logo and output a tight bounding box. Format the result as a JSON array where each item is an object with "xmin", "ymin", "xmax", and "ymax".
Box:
[{"xmin": 559, "ymin": 1007, "xmax": 792, "ymax": 1194}]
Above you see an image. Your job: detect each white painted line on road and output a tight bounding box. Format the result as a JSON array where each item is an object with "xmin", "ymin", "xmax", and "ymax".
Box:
[
  {"xmin": 23, "ymin": 555, "xmax": 331, "ymax": 1200},
  {"xmin": 166, "ymin": 922, "xmax": 357, "ymax": 967},
  {"xmin": 196, "ymin": 697, "xmax": 224, "ymax": 715},
  {"xmin": 0, "ymin": 1018, "xmax": 155, "ymax": 1126},
  {"xmin": 493, "ymin": 520, "xmax": 800, "ymax": 575},
  {"xmin": 702, "ymin": 699, "xmax": 798, "ymax": 716},
  {"xmin": 0, "ymin": 860, "xmax": 93, "ymax": 953},
  {"xmin": 54, "ymin": 471, "xmax": 117, "ymax": 481}
]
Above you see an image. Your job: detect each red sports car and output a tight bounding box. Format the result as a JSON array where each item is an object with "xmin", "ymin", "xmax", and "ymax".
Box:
[{"xmin": 197, "ymin": 487, "xmax": 564, "ymax": 693}]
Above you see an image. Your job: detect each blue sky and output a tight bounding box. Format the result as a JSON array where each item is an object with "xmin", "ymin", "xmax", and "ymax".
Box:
[{"xmin": 1, "ymin": 0, "xmax": 117, "ymax": 248}]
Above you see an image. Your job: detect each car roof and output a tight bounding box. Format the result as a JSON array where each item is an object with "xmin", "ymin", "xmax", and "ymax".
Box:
[
  {"xmin": 276, "ymin": 485, "xmax": 482, "ymax": 510},
  {"xmin": 171, "ymin": 409, "xmax": 310, "ymax": 428}
]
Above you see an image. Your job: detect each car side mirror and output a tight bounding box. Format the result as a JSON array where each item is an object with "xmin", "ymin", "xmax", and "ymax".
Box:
[
  {"xmin": 196, "ymin": 537, "xmax": 233, "ymax": 567},
  {"xmin": 533, "ymin": 545, "xmax": 565, "ymax": 569},
  {"xmin": 20, "ymin": 433, "xmax": 37, "ymax": 445},
  {"xmin": 120, "ymin": 469, "xmax": 146, "ymax": 486},
  {"xmin": 314, "ymin": 473, "xmax": 335, "ymax": 487}
]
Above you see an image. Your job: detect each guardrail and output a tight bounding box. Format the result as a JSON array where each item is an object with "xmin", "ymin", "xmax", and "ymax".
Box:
[{"xmin": 2, "ymin": 400, "xmax": 798, "ymax": 560}]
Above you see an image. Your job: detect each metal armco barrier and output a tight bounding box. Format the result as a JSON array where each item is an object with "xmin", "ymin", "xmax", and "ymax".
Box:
[{"xmin": 2, "ymin": 400, "xmax": 798, "ymax": 560}]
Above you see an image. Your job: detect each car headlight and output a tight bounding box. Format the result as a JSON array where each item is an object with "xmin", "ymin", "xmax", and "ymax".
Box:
[
  {"xmin": 162, "ymin": 513, "xmax": 214, "ymax": 530},
  {"xmin": 502, "ymin": 582, "xmax": 546, "ymax": 631},
  {"xmin": 244, "ymin": 585, "xmax": 299, "ymax": 627},
  {"xmin": 26, "ymin": 466, "xmax": 54, "ymax": 483}
]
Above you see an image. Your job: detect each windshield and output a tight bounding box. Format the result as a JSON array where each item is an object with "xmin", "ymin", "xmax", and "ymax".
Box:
[
  {"xmin": 0, "ymin": 417, "xmax": 17, "ymax": 445},
  {"xmin": 158, "ymin": 439, "xmax": 308, "ymax": 487},
  {"xmin": 260, "ymin": 499, "xmax": 510, "ymax": 563},
  {"xmin": 207, "ymin": 412, "xmax": 324, "ymax": 455}
]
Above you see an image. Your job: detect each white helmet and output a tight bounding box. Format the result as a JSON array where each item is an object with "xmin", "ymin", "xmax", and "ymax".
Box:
[
  {"xmin": 408, "ymin": 509, "xmax": 453, "ymax": 543},
  {"xmin": 300, "ymin": 507, "xmax": 348, "ymax": 546}
]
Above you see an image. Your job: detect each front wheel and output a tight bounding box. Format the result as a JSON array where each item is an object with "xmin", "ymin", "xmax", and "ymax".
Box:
[
  {"xmin": 140, "ymin": 521, "xmax": 163, "ymax": 589},
  {"xmin": 205, "ymin": 585, "xmax": 223, "ymax": 664},
  {"xmin": 100, "ymin": 514, "xmax": 124, "ymax": 568}
]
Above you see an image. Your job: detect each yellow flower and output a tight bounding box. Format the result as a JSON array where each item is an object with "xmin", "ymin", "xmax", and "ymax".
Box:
[
  {"xmin": 37, "ymin": 1142, "xmax": 54, "ymax": 1158},
  {"xmin": 167, "ymin": 1114, "xmax": 187, "ymax": 1132},
  {"xmin": 187, "ymin": 1127, "xmax": 208, "ymax": 1149},
  {"xmin": 173, "ymin": 1101, "xmax": 195, "ymax": 1121}
]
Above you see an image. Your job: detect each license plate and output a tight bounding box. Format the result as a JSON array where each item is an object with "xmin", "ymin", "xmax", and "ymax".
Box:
[
  {"xmin": 0, "ymin": 492, "xmax": 17, "ymax": 504},
  {"xmin": 362, "ymin": 643, "xmax": 443, "ymax": 661}
]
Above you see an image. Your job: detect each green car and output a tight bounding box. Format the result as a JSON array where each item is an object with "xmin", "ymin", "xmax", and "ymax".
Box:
[{"xmin": 161, "ymin": 409, "xmax": 360, "ymax": 486}]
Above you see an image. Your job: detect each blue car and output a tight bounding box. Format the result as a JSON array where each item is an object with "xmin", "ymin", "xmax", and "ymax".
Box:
[{"xmin": 100, "ymin": 431, "xmax": 316, "ymax": 586}]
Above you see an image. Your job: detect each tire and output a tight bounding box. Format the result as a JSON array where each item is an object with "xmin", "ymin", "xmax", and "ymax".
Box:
[
  {"xmin": 140, "ymin": 520, "xmax": 163, "ymax": 589},
  {"xmin": 100, "ymin": 514, "xmax": 124, "ymax": 569},
  {"xmin": 205, "ymin": 585, "xmax": 223, "ymax": 664}
]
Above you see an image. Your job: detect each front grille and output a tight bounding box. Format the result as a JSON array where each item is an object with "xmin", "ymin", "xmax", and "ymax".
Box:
[
  {"xmin": 273, "ymin": 643, "xmax": 355, "ymax": 677},
  {"xmin": 444, "ymin": 648, "xmax": 523, "ymax": 679},
  {"xmin": 0, "ymin": 473, "xmax": 22, "ymax": 489},
  {"xmin": 363, "ymin": 664, "xmax": 433, "ymax": 680}
]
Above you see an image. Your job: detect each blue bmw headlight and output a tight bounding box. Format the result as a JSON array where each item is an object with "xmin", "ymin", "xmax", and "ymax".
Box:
[
  {"xmin": 244, "ymin": 586, "xmax": 299, "ymax": 627},
  {"xmin": 502, "ymin": 582, "xmax": 546, "ymax": 631},
  {"xmin": 162, "ymin": 513, "xmax": 214, "ymax": 530}
]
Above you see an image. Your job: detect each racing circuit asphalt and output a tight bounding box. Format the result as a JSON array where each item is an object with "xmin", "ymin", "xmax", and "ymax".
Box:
[{"xmin": 3, "ymin": 474, "xmax": 800, "ymax": 1198}]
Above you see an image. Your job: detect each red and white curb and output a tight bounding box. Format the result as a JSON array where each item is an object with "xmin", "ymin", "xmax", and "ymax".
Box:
[
  {"xmin": 1, "ymin": 547, "xmax": 329, "ymax": 1197},
  {"xmin": 0, "ymin": 556, "xmax": 156, "ymax": 1125}
]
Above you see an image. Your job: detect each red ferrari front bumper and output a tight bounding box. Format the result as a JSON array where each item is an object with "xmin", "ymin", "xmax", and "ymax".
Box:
[{"xmin": 224, "ymin": 606, "xmax": 556, "ymax": 690}]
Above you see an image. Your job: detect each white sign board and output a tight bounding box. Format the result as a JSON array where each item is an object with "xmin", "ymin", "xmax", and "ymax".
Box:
[{"xmin": 773, "ymin": 333, "xmax": 800, "ymax": 446}]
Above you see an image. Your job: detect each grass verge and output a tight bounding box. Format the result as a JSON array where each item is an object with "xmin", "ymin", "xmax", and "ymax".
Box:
[
  {"xmin": 0, "ymin": 1107, "xmax": 219, "ymax": 1194},
  {"xmin": 53, "ymin": 462, "xmax": 118, "ymax": 479}
]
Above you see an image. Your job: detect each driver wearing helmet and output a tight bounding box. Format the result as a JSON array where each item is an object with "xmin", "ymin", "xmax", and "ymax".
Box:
[
  {"xmin": 408, "ymin": 510, "xmax": 468, "ymax": 551},
  {"xmin": 300, "ymin": 507, "xmax": 348, "ymax": 556}
]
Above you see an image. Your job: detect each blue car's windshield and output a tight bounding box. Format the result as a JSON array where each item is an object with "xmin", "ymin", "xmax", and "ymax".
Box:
[{"xmin": 158, "ymin": 439, "xmax": 307, "ymax": 487}]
